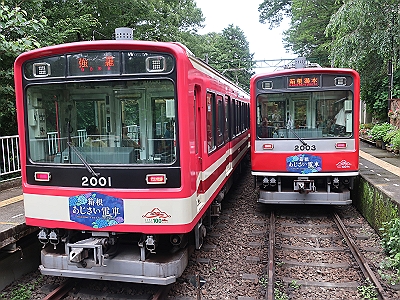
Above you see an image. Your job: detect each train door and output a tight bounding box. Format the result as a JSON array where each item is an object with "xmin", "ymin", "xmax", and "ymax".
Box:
[
  {"xmin": 194, "ymin": 87, "xmax": 203, "ymax": 197},
  {"xmin": 224, "ymin": 95, "xmax": 233, "ymax": 176}
]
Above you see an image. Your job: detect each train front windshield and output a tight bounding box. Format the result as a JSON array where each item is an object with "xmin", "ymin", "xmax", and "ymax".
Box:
[
  {"xmin": 256, "ymin": 90, "xmax": 354, "ymax": 139},
  {"xmin": 26, "ymin": 79, "xmax": 177, "ymax": 165}
]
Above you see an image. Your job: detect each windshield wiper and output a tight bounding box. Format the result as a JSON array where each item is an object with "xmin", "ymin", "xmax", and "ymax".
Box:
[
  {"xmin": 286, "ymin": 126, "xmax": 308, "ymax": 146},
  {"xmin": 67, "ymin": 141, "xmax": 100, "ymax": 177}
]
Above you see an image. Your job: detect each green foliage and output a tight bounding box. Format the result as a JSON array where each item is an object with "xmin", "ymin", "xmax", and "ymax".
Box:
[
  {"xmin": 194, "ymin": 25, "xmax": 254, "ymax": 92},
  {"xmin": 283, "ymin": 0, "xmax": 340, "ymax": 64},
  {"xmin": 288, "ymin": 280, "xmax": 300, "ymax": 289},
  {"xmin": 0, "ymin": 4, "xmax": 46, "ymax": 135},
  {"xmin": 379, "ymin": 259, "xmax": 400, "ymax": 285},
  {"xmin": 326, "ymin": 0, "xmax": 400, "ymax": 118},
  {"xmin": 369, "ymin": 122, "xmax": 392, "ymax": 141},
  {"xmin": 383, "ymin": 126, "xmax": 400, "ymax": 147},
  {"xmin": 391, "ymin": 131, "xmax": 400, "ymax": 150},
  {"xmin": 357, "ymin": 280, "xmax": 378, "ymax": 300},
  {"xmin": 274, "ymin": 281, "xmax": 289, "ymax": 300},
  {"xmin": 259, "ymin": 274, "xmax": 268, "ymax": 288},
  {"xmin": 0, "ymin": 0, "xmax": 252, "ymax": 138},
  {"xmin": 258, "ymin": 0, "xmax": 292, "ymax": 29},
  {"xmin": 0, "ymin": 275, "xmax": 44, "ymax": 300},
  {"xmin": 380, "ymin": 218, "xmax": 400, "ymax": 267}
]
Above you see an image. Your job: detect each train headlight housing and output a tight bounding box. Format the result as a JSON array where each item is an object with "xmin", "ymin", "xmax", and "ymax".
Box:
[{"xmin": 146, "ymin": 56, "xmax": 166, "ymax": 72}]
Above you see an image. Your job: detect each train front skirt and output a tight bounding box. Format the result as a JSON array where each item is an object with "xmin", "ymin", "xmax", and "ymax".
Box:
[
  {"xmin": 258, "ymin": 189, "xmax": 352, "ymax": 205},
  {"xmin": 39, "ymin": 241, "xmax": 189, "ymax": 285}
]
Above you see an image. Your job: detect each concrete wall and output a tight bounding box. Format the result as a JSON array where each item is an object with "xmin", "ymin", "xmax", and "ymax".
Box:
[{"xmin": 352, "ymin": 176, "xmax": 400, "ymax": 236}]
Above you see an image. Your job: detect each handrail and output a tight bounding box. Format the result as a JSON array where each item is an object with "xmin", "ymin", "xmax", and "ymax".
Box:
[{"xmin": 0, "ymin": 135, "xmax": 21, "ymax": 181}]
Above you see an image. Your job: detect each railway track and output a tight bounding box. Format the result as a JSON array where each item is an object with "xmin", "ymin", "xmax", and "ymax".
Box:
[
  {"xmin": 41, "ymin": 278, "xmax": 171, "ymax": 300},
  {"xmin": 2, "ymin": 165, "xmax": 399, "ymax": 299},
  {"xmin": 266, "ymin": 206, "xmax": 388, "ymax": 300}
]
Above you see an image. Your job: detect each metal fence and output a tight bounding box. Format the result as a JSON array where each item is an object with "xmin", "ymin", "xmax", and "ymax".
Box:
[{"xmin": 0, "ymin": 135, "xmax": 21, "ymax": 181}]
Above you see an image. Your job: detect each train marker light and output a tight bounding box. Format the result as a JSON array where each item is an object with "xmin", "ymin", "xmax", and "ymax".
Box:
[
  {"xmin": 262, "ymin": 81, "xmax": 273, "ymax": 89},
  {"xmin": 263, "ymin": 143, "xmax": 274, "ymax": 150},
  {"xmin": 146, "ymin": 174, "xmax": 167, "ymax": 184},
  {"xmin": 335, "ymin": 77, "xmax": 347, "ymax": 86},
  {"xmin": 34, "ymin": 172, "xmax": 51, "ymax": 182},
  {"xmin": 335, "ymin": 142, "xmax": 347, "ymax": 149},
  {"xmin": 33, "ymin": 63, "xmax": 51, "ymax": 77},
  {"xmin": 146, "ymin": 56, "xmax": 166, "ymax": 72}
]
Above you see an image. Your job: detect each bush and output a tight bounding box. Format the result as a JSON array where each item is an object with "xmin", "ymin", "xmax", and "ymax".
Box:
[
  {"xmin": 370, "ymin": 122, "xmax": 392, "ymax": 141},
  {"xmin": 380, "ymin": 218, "xmax": 400, "ymax": 268},
  {"xmin": 383, "ymin": 127, "xmax": 400, "ymax": 143},
  {"xmin": 392, "ymin": 132, "xmax": 400, "ymax": 150}
]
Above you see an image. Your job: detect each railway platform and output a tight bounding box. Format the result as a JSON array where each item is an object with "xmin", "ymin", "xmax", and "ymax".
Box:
[
  {"xmin": 359, "ymin": 140, "xmax": 400, "ymax": 203},
  {"xmin": 0, "ymin": 180, "xmax": 36, "ymax": 250}
]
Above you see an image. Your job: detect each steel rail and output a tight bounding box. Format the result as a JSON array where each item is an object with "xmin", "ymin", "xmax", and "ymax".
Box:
[
  {"xmin": 152, "ymin": 284, "xmax": 173, "ymax": 300},
  {"xmin": 266, "ymin": 210, "xmax": 276, "ymax": 300},
  {"xmin": 333, "ymin": 212, "xmax": 386, "ymax": 300},
  {"xmin": 43, "ymin": 279, "xmax": 75, "ymax": 300}
]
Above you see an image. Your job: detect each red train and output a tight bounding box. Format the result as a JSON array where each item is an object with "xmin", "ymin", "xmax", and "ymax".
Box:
[
  {"xmin": 250, "ymin": 64, "xmax": 360, "ymax": 204},
  {"xmin": 14, "ymin": 38, "xmax": 249, "ymax": 284}
]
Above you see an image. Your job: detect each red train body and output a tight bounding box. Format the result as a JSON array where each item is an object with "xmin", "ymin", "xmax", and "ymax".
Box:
[
  {"xmin": 250, "ymin": 67, "xmax": 359, "ymax": 204},
  {"xmin": 14, "ymin": 40, "xmax": 249, "ymax": 284}
]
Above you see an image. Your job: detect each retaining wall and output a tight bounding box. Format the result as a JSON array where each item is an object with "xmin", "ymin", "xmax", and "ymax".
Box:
[{"xmin": 352, "ymin": 176, "xmax": 400, "ymax": 236}]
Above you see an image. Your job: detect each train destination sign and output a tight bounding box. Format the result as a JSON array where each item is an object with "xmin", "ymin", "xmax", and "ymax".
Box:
[
  {"xmin": 25, "ymin": 51, "xmax": 175, "ymax": 79},
  {"xmin": 68, "ymin": 52, "xmax": 120, "ymax": 76},
  {"xmin": 288, "ymin": 75, "xmax": 319, "ymax": 88}
]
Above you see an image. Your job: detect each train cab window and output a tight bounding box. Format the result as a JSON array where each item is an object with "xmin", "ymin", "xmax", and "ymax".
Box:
[
  {"xmin": 256, "ymin": 91, "xmax": 353, "ymax": 139},
  {"xmin": 25, "ymin": 79, "xmax": 176, "ymax": 165}
]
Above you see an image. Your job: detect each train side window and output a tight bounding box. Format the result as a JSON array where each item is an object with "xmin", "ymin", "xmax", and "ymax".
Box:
[
  {"xmin": 216, "ymin": 95, "xmax": 224, "ymax": 146},
  {"xmin": 231, "ymin": 99, "xmax": 235, "ymax": 136},
  {"xmin": 236, "ymin": 101, "xmax": 240, "ymax": 134},
  {"xmin": 224, "ymin": 95, "xmax": 230, "ymax": 142},
  {"xmin": 206, "ymin": 92, "xmax": 216, "ymax": 153}
]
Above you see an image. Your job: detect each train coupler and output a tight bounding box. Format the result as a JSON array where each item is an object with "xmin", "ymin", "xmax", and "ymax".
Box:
[
  {"xmin": 138, "ymin": 235, "xmax": 158, "ymax": 261},
  {"xmin": 294, "ymin": 177, "xmax": 316, "ymax": 194},
  {"xmin": 68, "ymin": 237, "xmax": 109, "ymax": 268}
]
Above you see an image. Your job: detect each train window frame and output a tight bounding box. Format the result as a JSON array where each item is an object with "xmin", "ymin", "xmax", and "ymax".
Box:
[
  {"xmin": 216, "ymin": 94, "xmax": 224, "ymax": 147},
  {"xmin": 206, "ymin": 92, "xmax": 216, "ymax": 153},
  {"xmin": 224, "ymin": 95, "xmax": 230, "ymax": 143}
]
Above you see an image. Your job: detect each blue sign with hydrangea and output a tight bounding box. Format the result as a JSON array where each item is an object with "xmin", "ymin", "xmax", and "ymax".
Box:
[
  {"xmin": 286, "ymin": 154, "xmax": 322, "ymax": 174},
  {"xmin": 69, "ymin": 192, "xmax": 124, "ymax": 228}
]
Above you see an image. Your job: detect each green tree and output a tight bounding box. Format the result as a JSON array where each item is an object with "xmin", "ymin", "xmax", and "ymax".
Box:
[
  {"xmin": 12, "ymin": 0, "xmax": 204, "ymax": 44},
  {"xmin": 0, "ymin": 4, "xmax": 46, "ymax": 135},
  {"xmin": 194, "ymin": 25, "xmax": 254, "ymax": 92},
  {"xmin": 258, "ymin": 0, "xmax": 339, "ymax": 65},
  {"xmin": 326, "ymin": 0, "xmax": 400, "ymax": 119},
  {"xmin": 258, "ymin": 0, "xmax": 292, "ymax": 29},
  {"xmin": 284, "ymin": 0, "xmax": 340, "ymax": 65},
  {"xmin": 1, "ymin": 0, "xmax": 204, "ymax": 136}
]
